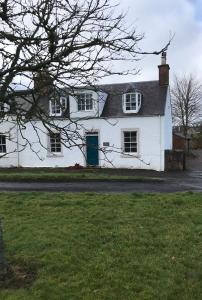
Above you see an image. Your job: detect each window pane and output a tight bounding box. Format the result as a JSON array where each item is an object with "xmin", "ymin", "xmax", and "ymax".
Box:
[
  {"xmin": 50, "ymin": 133, "xmax": 61, "ymax": 153},
  {"xmin": 77, "ymin": 93, "xmax": 93, "ymax": 111},
  {"xmin": 123, "ymin": 131, "xmax": 137, "ymax": 153},
  {"xmin": 124, "ymin": 93, "xmax": 141, "ymax": 111},
  {"xmin": 124, "ymin": 132, "xmax": 130, "ymax": 138},
  {"xmin": 126, "ymin": 94, "xmax": 130, "ymax": 100},
  {"xmin": 131, "ymin": 132, "xmax": 136, "ymax": 136},
  {"xmin": 124, "ymin": 138, "xmax": 131, "ymax": 143},
  {"xmin": 131, "ymin": 103, "xmax": 136, "ymax": 110},
  {"xmin": 130, "ymin": 136, "xmax": 137, "ymax": 142},
  {"xmin": 0, "ymin": 135, "xmax": 6, "ymax": 153},
  {"xmin": 51, "ymin": 99, "xmax": 61, "ymax": 115}
]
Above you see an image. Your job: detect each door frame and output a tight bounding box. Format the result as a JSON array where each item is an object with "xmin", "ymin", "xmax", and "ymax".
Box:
[{"xmin": 85, "ymin": 131, "xmax": 100, "ymax": 167}]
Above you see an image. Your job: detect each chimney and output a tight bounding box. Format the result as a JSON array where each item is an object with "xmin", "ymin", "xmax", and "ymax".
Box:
[
  {"xmin": 33, "ymin": 69, "xmax": 53, "ymax": 96},
  {"xmin": 158, "ymin": 51, "xmax": 170, "ymax": 86}
]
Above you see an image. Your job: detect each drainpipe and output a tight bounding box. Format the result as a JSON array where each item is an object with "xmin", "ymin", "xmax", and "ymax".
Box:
[
  {"xmin": 16, "ymin": 123, "xmax": 20, "ymax": 167},
  {"xmin": 159, "ymin": 115, "xmax": 162, "ymax": 171},
  {"xmin": 97, "ymin": 92, "xmax": 99, "ymax": 117}
]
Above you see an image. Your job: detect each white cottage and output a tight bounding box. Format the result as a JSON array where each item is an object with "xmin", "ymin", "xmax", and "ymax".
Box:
[{"xmin": 0, "ymin": 53, "xmax": 172, "ymax": 171}]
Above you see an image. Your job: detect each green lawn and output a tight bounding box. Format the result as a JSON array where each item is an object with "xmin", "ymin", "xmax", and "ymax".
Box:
[
  {"xmin": 0, "ymin": 169, "xmax": 163, "ymax": 182},
  {"xmin": 0, "ymin": 192, "xmax": 202, "ymax": 299}
]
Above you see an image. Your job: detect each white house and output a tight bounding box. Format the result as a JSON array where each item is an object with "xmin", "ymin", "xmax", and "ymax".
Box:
[{"xmin": 0, "ymin": 53, "xmax": 172, "ymax": 171}]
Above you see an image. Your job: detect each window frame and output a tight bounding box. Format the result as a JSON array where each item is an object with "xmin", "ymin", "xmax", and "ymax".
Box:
[
  {"xmin": 48, "ymin": 132, "xmax": 62, "ymax": 154},
  {"xmin": 76, "ymin": 93, "xmax": 94, "ymax": 111},
  {"xmin": 121, "ymin": 129, "xmax": 139, "ymax": 156},
  {"xmin": 49, "ymin": 97, "xmax": 67, "ymax": 116},
  {"xmin": 122, "ymin": 92, "xmax": 142, "ymax": 113},
  {"xmin": 0, "ymin": 134, "xmax": 6, "ymax": 154}
]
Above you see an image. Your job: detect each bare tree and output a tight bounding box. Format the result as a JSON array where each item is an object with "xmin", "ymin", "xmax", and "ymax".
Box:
[
  {"xmin": 172, "ymin": 74, "xmax": 202, "ymax": 143},
  {"xmin": 0, "ymin": 0, "xmax": 170, "ymax": 162}
]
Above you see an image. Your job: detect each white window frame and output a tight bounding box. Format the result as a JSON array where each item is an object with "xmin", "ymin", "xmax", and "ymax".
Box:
[
  {"xmin": 0, "ymin": 134, "xmax": 6, "ymax": 154},
  {"xmin": 122, "ymin": 129, "xmax": 138, "ymax": 155},
  {"xmin": 49, "ymin": 97, "xmax": 67, "ymax": 116},
  {"xmin": 76, "ymin": 93, "xmax": 94, "ymax": 111},
  {"xmin": 122, "ymin": 92, "xmax": 142, "ymax": 113},
  {"xmin": 48, "ymin": 132, "xmax": 62, "ymax": 154}
]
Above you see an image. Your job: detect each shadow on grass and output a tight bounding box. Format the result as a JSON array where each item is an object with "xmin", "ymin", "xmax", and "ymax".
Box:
[{"xmin": 0, "ymin": 264, "xmax": 37, "ymax": 289}]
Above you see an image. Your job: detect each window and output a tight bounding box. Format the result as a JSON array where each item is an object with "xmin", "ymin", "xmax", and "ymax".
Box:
[
  {"xmin": 0, "ymin": 103, "xmax": 10, "ymax": 113},
  {"xmin": 123, "ymin": 131, "xmax": 137, "ymax": 153},
  {"xmin": 0, "ymin": 135, "xmax": 6, "ymax": 153},
  {"xmin": 49, "ymin": 97, "xmax": 67, "ymax": 116},
  {"xmin": 77, "ymin": 93, "xmax": 93, "ymax": 111},
  {"xmin": 123, "ymin": 92, "xmax": 142, "ymax": 113},
  {"xmin": 49, "ymin": 132, "xmax": 61, "ymax": 153}
]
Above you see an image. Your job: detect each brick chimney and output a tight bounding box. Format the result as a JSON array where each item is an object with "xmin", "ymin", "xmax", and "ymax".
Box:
[
  {"xmin": 33, "ymin": 69, "xmax": 53, "ymax": 96},
  {"xmin": 158, "ymin": 51, "xmax": 170, "ymax": 86}
]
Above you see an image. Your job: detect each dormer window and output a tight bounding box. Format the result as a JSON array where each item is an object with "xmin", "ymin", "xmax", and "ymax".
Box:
[
  {"xmin": 49, "ymin": 97, "xmax": 67, "ymax": 116},
  {"xmin": 77, "ymin": 93, "xmax": 93, "ymax": 111},
  {"xmin": 123, "ymin": 92, "xmax": 142, "ymax": 113}
]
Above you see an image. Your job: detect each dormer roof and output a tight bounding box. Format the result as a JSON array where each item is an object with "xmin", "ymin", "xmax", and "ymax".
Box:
[{"xmin": 99, "ymin": 80, "xmax": 168, "ymax": 118}]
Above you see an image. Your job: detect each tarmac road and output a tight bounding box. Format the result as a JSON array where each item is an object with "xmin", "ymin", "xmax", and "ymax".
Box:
[{"xmin": 0, "ymin": 171, "xmax": 201, "ymax": 193}]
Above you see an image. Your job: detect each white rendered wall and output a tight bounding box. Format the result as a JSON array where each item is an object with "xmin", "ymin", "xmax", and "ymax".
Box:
[
  {"xmin": 0, "ymin": 119, "xmax": 18, "ymax": 167},
  {"xmin": 164, "ymin": 88, "xmax": 173, "ymax": 150},
  {"xmin": 15, "ymin": 116, "xmax": 165, "ymax": 171}
]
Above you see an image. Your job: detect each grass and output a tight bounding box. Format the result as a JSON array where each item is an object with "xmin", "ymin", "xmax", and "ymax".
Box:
[
  {"xmin": 0, "ymin": 169, "xmax": 163, "ymax": 182},
  {"xmin": 0, "ymin": 192, "xmax": 202, "ymax": 299}
]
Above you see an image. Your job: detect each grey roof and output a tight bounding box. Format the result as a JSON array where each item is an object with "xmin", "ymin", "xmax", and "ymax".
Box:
[
  {"xmin": 99, "ymin": 80, "xmax": 168, "ymax": 117},
  {"xmin": 11, "ymin": 80, "xmax": 168, "ymax": 118}
]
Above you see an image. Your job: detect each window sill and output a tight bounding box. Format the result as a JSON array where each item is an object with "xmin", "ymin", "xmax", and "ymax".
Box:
[
  {"xmin": 77, "ymin": 110, "xmax": 94, "ymax": 112},
  {"xmin": 49, "ymin": 114, "xmax": 62, "ymax": 117},
  {"xmin": 47, "ymin": 153, "xmax": 64, "ymax": 158},
  {"xmin": 123, "ymin": 110, "xmax": 139, "ymax": 114},
  {"xmin": 121, "ymin": 153, "xmax": 139, "ymax": 158}
]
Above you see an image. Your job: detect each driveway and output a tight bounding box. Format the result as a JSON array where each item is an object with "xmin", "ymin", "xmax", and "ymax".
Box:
[{"xmin": 0, "ymin": 171, "xmax": 201, "ymax": 193}]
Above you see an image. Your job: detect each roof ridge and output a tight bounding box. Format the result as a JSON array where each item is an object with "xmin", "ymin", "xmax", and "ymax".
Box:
[{"xmin": 98, "ymin": 80, "xmax": 159, "ymax": 87}]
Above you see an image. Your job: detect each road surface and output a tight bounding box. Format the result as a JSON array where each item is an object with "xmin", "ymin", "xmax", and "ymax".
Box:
[{"xmin": 0, "ymin": 171, "xmax": 201, "ymax": 193}]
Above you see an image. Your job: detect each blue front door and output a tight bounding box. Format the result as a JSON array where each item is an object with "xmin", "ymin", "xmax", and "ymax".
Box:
[{"xmin": 86, "ymin": 134, "xmax": 99, "ymax": 166}]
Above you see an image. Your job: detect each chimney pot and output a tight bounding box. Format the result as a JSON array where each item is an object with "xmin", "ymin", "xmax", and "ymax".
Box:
[
  {"xmin": 161, "ymin": 51, "xmax": 167, "ymax": 65},
  {"xmin": 158, "ymin": 51, "xmax": 170, "ymax": 86}
]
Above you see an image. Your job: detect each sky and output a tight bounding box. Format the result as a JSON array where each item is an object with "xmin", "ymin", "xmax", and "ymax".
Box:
[{"xmin": 101, "ymin": 0, "xmax": 202, "ymax": 85}]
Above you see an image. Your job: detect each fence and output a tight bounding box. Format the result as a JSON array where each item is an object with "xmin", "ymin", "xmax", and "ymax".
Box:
[{"xmin": 165, "ymin": 150, "xmax": 186, "ymax": 171}]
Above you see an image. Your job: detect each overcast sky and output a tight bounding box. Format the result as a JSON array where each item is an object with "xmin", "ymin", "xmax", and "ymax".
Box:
[{"xmin": 101, "ymin": 0, "xmax": 202, "ymax": 85}]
